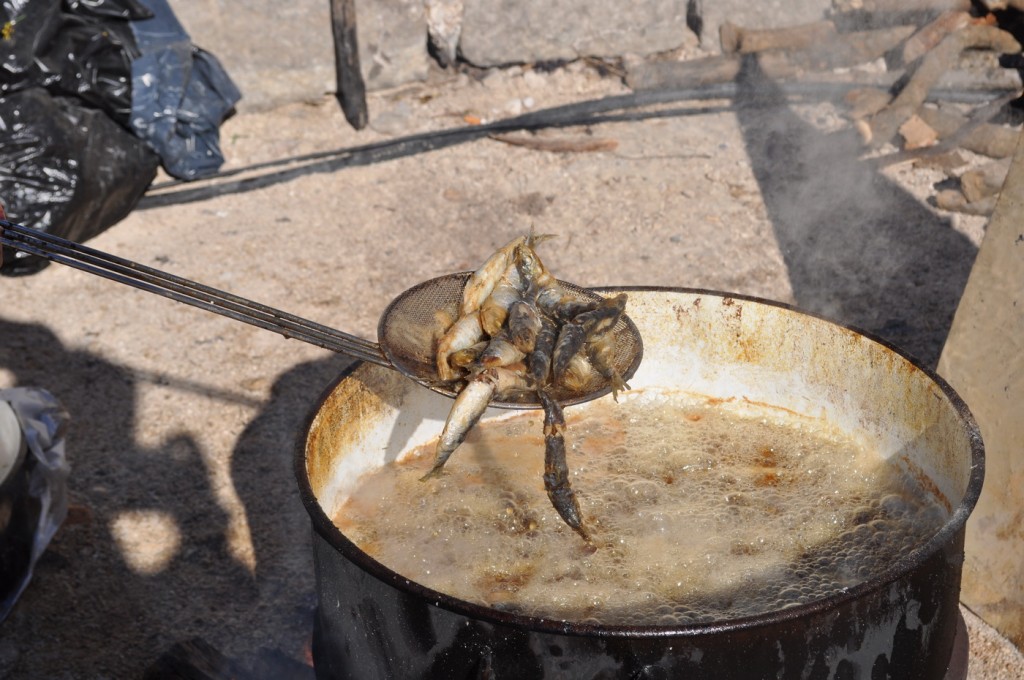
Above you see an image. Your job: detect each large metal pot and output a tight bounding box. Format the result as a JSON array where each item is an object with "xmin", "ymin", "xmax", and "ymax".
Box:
[{"xmin": 296, "ymin": 288, "xmax": 983, "ymax": 679}]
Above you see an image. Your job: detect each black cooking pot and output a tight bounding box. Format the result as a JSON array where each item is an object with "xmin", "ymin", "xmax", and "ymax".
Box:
[{"xmin": 296, "ymin": 288, "xmax": 984, "ymax": 679}]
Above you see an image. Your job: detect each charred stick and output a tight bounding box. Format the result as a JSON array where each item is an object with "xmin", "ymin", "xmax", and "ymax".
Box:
[
  {"xmin": 866, "ymin": 24, "xmax": 1021, "ymax": 148},
  {"xmin": 833, "ymin": 0, "xmax": 971, "ymax": 13},
  {"xmin": 936, "ymin": 64, "xmax": 1024, "ymax": 93},
  {"xmin": 960, "ymin": 157, "xmax": 1012, "ymax": 202},
  {"xmin": 916, "ymin": 105, "xmax": 1020, "ymax": 158},
  {"xmin": 869, "ymin": 90, "xmax": 1018, "ymax": 167},
  {"xmin": 934, "ymin": 188, "xmax": 998, "ymax": 215},
  {"xmin": 330, "ymin": 0, "xmax": 368, "ymax": 130},
  {"xmin": 626, "ymin": 54, "xmax": 746, "ymax": 91},
  {"xmin": 846, "ymin": 87, "xmax": 894, "ymax": 120},
  {"xmin": 489, "ymin": 132, "xmax": 619, "ymax": 153},
  {"xmin": 835, "ymin": 25, "xmax": 921, "ymax": 65},
  {"xmin": 911, "ymin": 149, "xmax": 969, "ymax": 171},
  {"xmin": 830, "ymin": 0, "xmax": 973, "ymax": 35},
  {"xmin": 627, "ymin": 25, "xmax": 916, "ymax": 91},
  {"xmin": 719, "ymin": 20, "xmax": 837, "ymax": 54},
  {"xmin": 899, "ymin": 10, "xmax": 973, "ymax": 65}
]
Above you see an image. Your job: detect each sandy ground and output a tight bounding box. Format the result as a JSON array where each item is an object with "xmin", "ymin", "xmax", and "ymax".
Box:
[{"xmin": 1, "ymin": 63, "xmax": 1021, "ymax": 677}]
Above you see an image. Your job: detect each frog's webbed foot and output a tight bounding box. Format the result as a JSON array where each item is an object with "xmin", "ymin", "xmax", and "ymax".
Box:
[
  {"xmin": 608, "ymin": 374, "xmax": 630, "ymax": 403},
  {"xmin": 539, "ymin": 390, "xmax": 590, "ymax": 542}
]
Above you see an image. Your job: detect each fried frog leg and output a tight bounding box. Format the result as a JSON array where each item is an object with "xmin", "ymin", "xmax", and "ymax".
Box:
[{"xmin": 539, "ymin": 388, "xmax": 589, "ymax": 541}]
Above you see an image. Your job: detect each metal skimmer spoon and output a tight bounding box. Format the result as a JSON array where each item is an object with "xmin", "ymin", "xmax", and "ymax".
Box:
[{"xmin": 1, "ymin": 220, "xmax": 642, "ymax": 409}]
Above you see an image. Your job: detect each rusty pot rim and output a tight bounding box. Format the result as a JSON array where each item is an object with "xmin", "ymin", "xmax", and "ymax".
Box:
[{"xmin": 294, "ymin": 286, "xmax": 985, "ymax": 640}]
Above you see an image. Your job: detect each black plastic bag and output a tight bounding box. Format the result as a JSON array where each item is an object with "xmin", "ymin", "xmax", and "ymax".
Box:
[
  {"xmin": 0, "ymin": 388, "xmax": 69, "ymax": 623},
  {"xmin": 129, "ymin": 0, "xmax": 241, "ymax": 180},
  {"xmin": 0, "ymin": 1, "xmax": 63, "ymax": 93},
  {"xmin": 2, "ymin": 0, "xmax": 239, "ymax": 180},
  {"xmin": 34, "ymin": 11, "xmax": 139, "ymax": 124},
  {"xmin": 1, "ymin": 0, "xmax": 148, "ymax": 125},
  {"xmin": 0, "ymin": 0, "xmax": 239, "ymax": 275},
  {"xmin": 66, "ymin": 0, "xmax": 153, "ymax": 21},
  {"xmin": 0, "ymin": 88, "xmax": 159, "ymax": 276}
]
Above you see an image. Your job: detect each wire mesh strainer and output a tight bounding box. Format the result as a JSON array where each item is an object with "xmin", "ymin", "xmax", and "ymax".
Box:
[
  {"xmin": 1, "ymin": 221, "xmax": 643, "ymax": 409},
  {"xmin": 379, "ymin": 272, "xmax": 643, "ymax": 408}
]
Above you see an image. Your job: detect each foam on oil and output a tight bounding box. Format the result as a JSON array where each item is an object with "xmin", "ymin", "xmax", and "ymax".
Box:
[{"xmin": 333, "ymin": 388, "xmax": 949, "ymax": 625}]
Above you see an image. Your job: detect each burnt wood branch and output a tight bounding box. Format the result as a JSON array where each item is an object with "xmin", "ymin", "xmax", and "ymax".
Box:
[
  {"xmin": 330, "ymin": 0, "xmax": 368, "ymax": 130},
  {"xmin": 934, "ymin": 188, "xmax": 998, "ymax": 214},
  {"xmin": 845, "ymin": 87, "xmax": 894, "ymax": 120},
  {"xmin": 899, "ymin": 10, "xmax": 973, "ymax": 64},
  {"xmin": 960, "ymin": 157, "xmax": 1012, "ymax": 201},
  {"xmin": 626, "ymin": 54, "xmax": 747, "ymax": 90},
  {"xmin": 916, "ymin": 105, "xmax": 1020, "ymax": 157},
  {"xmin": 912, "ymin": 149, "xmax": 969, "ymax": 171},
  {"xmin": 489, "ymin": 132, "xmax": 618, "ymax": 153},
  {"xmin": 719, "ymin": 20, "xmax": 837, "ymax": 54},
  {"xmin": 838, "ymin": 25, "xmax": 921, "ymax": 64},
  {"xmin": 829, "ymin": 0, "xmax": 972, "ymax": 36},
  {"xmin": 627, "ymin": 25, "xmax": 915, "ymax": 91},
  {"xmin": 865, "ymin": 24, "xmax": 1021, "ymax": 148},
  {"xmin": 868, "ymin": 91, "xmax": 1018, "ymax": 166},
  {"xmin": 931, "ymin": 63, "xmax": 1024, "ymax": 92},
  {"xmin": 832, "ymin": 0, "xmax": 971, "ymax": 13}
]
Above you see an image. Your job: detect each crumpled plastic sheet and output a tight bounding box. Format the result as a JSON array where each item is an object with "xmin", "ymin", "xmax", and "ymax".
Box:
[
  {"xmin": 0, "ymin": 388, "xmax": 69, "ymax": 622},
  {"xmin": 66, "ymin": 0, "xmax": 153, "ymax": 21},
  {"xmin": 0, "ymin": 0, "xmax": 241, "ymax": 275},
  {"xmin": 129, "ymin": 0, "xmax": 241, "ymax": 180},
  {"xmin": 0, "ymin": 87, "xmax": 159, "ymax": 276},
  {"xmin": 0, "ymin": 0, "xmax": 151, "ymax": 125},
  {"xmin": 2, "ymin": 0, "xmax": 240, "ymax": 188}
]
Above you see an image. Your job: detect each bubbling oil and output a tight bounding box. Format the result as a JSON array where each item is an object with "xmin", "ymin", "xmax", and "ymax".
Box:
[{"xmin": 333, "ymin": 389, "xmax": 949, "ymax": 625}]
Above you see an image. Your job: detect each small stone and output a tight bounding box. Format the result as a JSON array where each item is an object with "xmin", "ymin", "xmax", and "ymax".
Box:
[{"xmin": 898, "ymin": 115, "xmax": 938, "ymax": 151}]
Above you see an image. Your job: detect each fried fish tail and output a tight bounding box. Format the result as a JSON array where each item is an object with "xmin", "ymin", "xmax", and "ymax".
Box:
[{"xmin": 421, "ymin": 376, "xmax": 495, "ymax": 480}]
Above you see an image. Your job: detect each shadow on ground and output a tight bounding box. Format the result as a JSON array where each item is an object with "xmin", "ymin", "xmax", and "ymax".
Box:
[
  {"xmin": 733, "ymin": 59, "xmax": 978, "ymax": 368},
  {"xmin": 230, "ymin": 353, "xmax": 354, "ymax": 585},
  {"xmin": 0, "ymin": 316, "xmax": 350, "ymax": 676}
]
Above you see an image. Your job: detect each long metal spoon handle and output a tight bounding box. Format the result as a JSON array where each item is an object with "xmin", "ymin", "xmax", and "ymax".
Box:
[{"xmin": 0, "ymin": 220, "xmax": 390, "ymax": 367}]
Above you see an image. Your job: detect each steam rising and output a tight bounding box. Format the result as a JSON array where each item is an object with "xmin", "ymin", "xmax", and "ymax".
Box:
[{"xmin": 734, "ymin": 58, "xmax": 977, "ymax": 366}]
